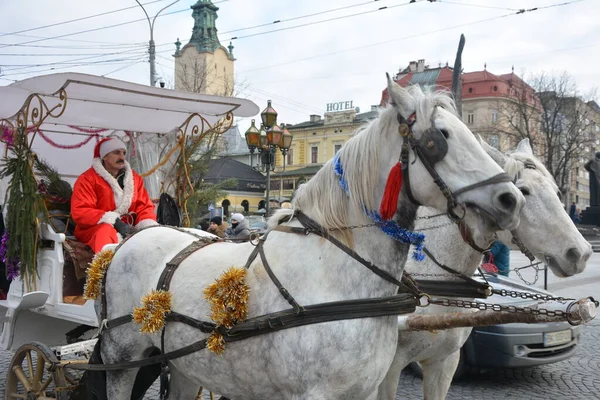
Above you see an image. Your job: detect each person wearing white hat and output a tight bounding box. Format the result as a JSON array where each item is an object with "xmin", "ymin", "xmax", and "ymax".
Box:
[
  {"xmin": 71, "ymin": 137, "xmax": 157, "ymax": 253},
  {"xmin": 225, "ymin": 213, "xmax": 251, "ymax": 240}
]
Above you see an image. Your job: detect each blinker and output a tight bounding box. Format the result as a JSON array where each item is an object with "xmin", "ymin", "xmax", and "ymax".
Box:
[{"xmin": 413, "ymin": 127, "xmax": 449, "ymax": 166}]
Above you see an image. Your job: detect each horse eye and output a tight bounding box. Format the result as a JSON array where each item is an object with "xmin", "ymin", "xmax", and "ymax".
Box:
[
  {"xmin": 520, "ymin": 187, "xmax": 531, "ymax": 196},
  {"xmin": 524, "ymin": 162, "xmax": 536, "ymax": 169},
  {"xmin": 440, "ymin": 129, "xmax": 449, "ymax": 138}
]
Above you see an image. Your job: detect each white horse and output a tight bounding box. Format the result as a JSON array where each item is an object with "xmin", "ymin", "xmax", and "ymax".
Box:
[
  {"xmin": 377, "ymin": 138, "xmax": 592, "ymax": 400},
  {"xmin": 97, "ymin": 79, "xmax": 525, "ymax": 399}
]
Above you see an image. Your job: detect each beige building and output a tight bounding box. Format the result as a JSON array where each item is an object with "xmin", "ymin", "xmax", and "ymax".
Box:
[
  {"xmin": 172, "ymin": 0, "xmax": 265, "ymax": 216},
  {"xmin": 271, "ymin": 105, "xmax": 378, "ymax": 200},
  {"xmin": 173, "ymin": 0, "xmax": 235, "ymax": 96}
]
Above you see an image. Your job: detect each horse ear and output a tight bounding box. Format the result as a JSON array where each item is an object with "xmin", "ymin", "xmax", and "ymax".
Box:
[
  {"xmin": 386, "ymin": 73, "xmax": 416, "ymax": 118},
  {"xmin": 478, "ymin": 135, "xmax": 507, "ymax": 166},
  {"xmin": 515, "ymin": 138, "xmax": 533, "ymax": 155}
]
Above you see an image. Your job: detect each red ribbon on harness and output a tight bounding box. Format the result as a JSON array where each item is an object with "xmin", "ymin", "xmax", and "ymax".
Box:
[{"xmin": 379, "ymin": 162, "xmax": 403, "ymax": 220}]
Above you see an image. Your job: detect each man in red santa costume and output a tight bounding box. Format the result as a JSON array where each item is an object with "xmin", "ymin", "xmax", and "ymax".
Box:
[{"xmin": 71, "ymin": 137, "xmax": 158, "ymax": 253}]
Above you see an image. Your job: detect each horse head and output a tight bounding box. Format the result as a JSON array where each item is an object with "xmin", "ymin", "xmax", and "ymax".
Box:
[
  {"xmin": 481, "ymin": 138, "xmax": 592, "ymax": 277},
  {"xmin": 385, "ymin": 77, "xmax": 525, "ymax": 231}
]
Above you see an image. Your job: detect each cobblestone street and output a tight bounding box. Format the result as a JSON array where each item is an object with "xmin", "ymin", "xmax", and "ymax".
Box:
[{"xmin": 396, "ymin": 319, "xmax": 600, "ymax": 400}]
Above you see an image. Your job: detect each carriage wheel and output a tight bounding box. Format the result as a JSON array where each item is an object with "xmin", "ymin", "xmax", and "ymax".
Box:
[{"xmin": 5, "ymin": 342, "xmax": 69, "ymax": 400}]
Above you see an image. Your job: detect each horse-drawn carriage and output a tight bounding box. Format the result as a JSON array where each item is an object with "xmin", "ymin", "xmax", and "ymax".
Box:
[
  {"xmin": 0, "ymin": 72, "xmax": 596, "ymax": 400},
  {"xmin": 0, "ymin": 72, "xmax": 257, "ymax": 398}
]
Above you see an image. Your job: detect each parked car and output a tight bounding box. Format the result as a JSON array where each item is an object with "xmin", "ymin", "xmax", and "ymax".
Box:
[
  {"xmin": 410, "ymin": 272, "xmax": 581, "ymax": 379},
  {"xmin": 246, "ymin": 215, "xmax": 267, "ymax": 235}
]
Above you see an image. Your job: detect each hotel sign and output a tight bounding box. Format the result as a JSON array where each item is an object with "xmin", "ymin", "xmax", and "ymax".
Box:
[{"xmin": 326, "ymin": 100, "xmax": 354, "ymax": 112}]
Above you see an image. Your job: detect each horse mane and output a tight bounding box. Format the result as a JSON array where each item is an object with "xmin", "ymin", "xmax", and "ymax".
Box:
[
  {"xmin": 504, "ymin": 151, "xmax": 556, "ymax": 186},
  {"xmin": 280, "ymin": 85, "xmax": 458, "ymax": 232}
]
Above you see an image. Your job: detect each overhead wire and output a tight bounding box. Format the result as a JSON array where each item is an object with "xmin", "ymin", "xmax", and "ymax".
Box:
[
  {"xmin": 235, "ymin": 1, "xmax": 582, "ymax": 74},
  {"xmin": 0, "ymin": 0, "xmax": 230, "ymax": 50},
  {"xmin": 0, "ymin": 0, "xmax": 586, "ymax": 80},
  {"xmin": 0, "ymin": 0, "xmax": 410, "ymax": 76},
  {"xmin": 0, "ymin": 0, "xmax": 170, "ymax": 39}
]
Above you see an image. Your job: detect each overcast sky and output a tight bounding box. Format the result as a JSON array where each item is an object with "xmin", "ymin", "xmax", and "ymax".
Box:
[{"xmin": 1, "ymin": 0, "xmax": 598, "ymax": 130}]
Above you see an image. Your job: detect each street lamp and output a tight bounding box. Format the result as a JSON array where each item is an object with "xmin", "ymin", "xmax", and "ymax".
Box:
[
  {"xmin": 136, "ymin": 0, "xmax": 180, "ymax": 86},
  {"xmin": 245, "ymin": 100, "xmax": 293, "ymax": 216}
]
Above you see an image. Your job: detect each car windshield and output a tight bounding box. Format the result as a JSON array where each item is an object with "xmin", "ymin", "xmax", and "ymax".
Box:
[{"xmin": 246, "ymin": 216, "xmax": 266, "ymax": 229}]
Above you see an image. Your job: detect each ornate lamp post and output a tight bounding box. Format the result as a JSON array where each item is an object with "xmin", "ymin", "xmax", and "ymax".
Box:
[{"xmin": 245, "ymin": 100, "xmax": 293, "ymax": 216}]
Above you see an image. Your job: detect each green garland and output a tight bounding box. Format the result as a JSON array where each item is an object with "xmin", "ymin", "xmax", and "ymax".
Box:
[{"xmin": 0, "ymin": 127, "xmax": 46, "ymax": 288}]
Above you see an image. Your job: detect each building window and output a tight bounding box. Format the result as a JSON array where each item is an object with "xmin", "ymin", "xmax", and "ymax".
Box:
[
  {"xmin": 283, "ymin": 179, "xmax": 295, "ymax": 190},
  {"xmin": 287, "ymin": 147, "xmax": 294, "ymax": 165},
  {"xmin": 489, "ymin": 135, "xmax": 499, "ymax": 149},
  {"xmin": 270, "ymin": 180, "xmax": 281, "ymax": 190},
  {"xmin": 491, "ymin": 111, "xmax": 498, "ymax": 124},
  {"xmin": 311, "ymin": 146, "xmax": 318, "ymax": 164},
  {"xmin": 467, "ymin": 112, "xmax": 474, "ymax": 124},
  {"xmin": 334, "ymin": 144, "xmax": 342, "ymax": 154}
]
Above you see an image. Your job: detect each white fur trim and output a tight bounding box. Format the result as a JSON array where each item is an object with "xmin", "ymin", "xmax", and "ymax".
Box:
[
  {"xmin": 117, "ymin": 232, "xmax": 123, "ymax": 242},
  {"xmin": 99, "ymin": 138, "xmax": 127, "ymax": 159},
  {"xmin": 135, "ymin": 219, "xmax": 158, "ymax": 231},
  {"xmin": 92, "ymin": 158, "xmax": 134, "ymax": 216},
  {"xmin": 98, "ymin": 211, "xmax": 120, "ymax": 225}
]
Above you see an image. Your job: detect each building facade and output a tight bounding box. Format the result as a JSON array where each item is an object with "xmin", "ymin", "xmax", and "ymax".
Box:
[
  {"xmin": 173, "ymin": 0, "xmax": 235, "ymax": 96},
  {"xmin": 173, "ymin": 0, "xmax": 265, "ymax": 216},
  {"xmin": 271, "ymin": 106, "xmax": 378, "ymax": 200},
  {"xmin": 382, "ymin": 60, "xmax": 541, "ymax": 154}
]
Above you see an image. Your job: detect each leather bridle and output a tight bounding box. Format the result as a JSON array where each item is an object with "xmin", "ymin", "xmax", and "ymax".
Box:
[{"xmin": 396, "ymin": 110, "xmax": 513, "ymax": 222}]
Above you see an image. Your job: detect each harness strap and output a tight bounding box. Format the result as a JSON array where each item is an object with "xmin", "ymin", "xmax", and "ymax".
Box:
[
  {"xmin": 258, "ymin": 244, "xmax": 305, "ymax": 314},
  {"xmin": 66, "ymin": 293, "xmax": 417, "ymax": 372},
  {"xmin": 100, "ymin": 225, "xmax": 213, "ymax": 321},
  {"xmin": 457, "ymin": 220, "xmax": 492, "ymax": 254},
  {"xmin": 290, "ymin": 212, "xmax": 420, "ymax": 297},
  {"xmin": 510, "ymin": 231, "xmax": 536, "ymax": 262},
  {"xmin": 413, "ymin": 279, "xmax": 489, "ymax": 298},
  {"xmin": 401, "ymin": 140, "xmax": 420, "ymax": 206},
  {"xmin": 157, "ymin": 237, "xmax": 217, "ymax": 291},
  {"xmin": 420, "ymin": 246, "xmax": 492, "ymax": 297}
]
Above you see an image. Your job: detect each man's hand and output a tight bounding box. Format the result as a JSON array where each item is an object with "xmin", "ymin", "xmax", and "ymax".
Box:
[{"xmin": 113, "ymin": 219, "xmax": 133, "ymax": 237}]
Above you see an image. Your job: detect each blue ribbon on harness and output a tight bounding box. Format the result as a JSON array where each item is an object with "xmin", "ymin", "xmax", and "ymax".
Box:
[{"xmin": 333, "ymin": 154, "xmax": 425, "ymax": 261}]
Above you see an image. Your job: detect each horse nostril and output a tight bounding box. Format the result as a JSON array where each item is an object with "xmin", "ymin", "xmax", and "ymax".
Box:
[
  {"xmin": 566, "ymin": 248, "xmax": 582, "ymax": 264},
  {"xmin": 497, "ymin": 192, "xmax": 517, "ymax": 212}
]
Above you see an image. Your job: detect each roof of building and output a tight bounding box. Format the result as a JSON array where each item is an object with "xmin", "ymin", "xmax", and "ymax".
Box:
[
  {"xmin": 203, "ymin": 157, "xmax": 266, "ymax": 192},
  {"xmin": 290, "ymin": 110, "xmax": 378, "ymax": 129},
  {"xmin": 218, "ymin": 125, "xmax": 250, "ymax": 156},
  {"xmin": 272, "ymin": 165, "xmax": 323, "ymax": 177}
]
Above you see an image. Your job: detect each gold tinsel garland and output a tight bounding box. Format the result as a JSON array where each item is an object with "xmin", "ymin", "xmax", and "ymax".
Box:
[
  {"xmin": 203, "ymin": 267, "xmax": 250, "ymax": 355},
  {"xmin": 132, "ymin": 290, "xmax": 172, "ymax": 333},
  {"xmin": 83, "ymin": 249, "xmax": 114, "ymax": 300}
]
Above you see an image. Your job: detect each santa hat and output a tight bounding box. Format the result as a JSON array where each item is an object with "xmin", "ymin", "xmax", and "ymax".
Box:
[{"xmin": 94, "ymin": 137, "xmax": 127, "ymax": 159}]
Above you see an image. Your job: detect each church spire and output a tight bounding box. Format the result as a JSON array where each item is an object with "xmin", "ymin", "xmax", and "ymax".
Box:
[{"xmin": 189, "ymin": 0, "xmax": 221, "ymax": 52}]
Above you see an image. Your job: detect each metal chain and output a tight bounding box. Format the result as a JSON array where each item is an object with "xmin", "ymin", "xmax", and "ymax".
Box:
[
  {"xmin": 491, "ymin": 287, "xmax": 574, "ymax": 302},
  {"xmin": 408, "ymin": 272, "xmax": 458, "ymax": 278},
  {"xmin": 416, "ymin": 219, "xmax": 456, "ymax": 231},
  {"xmin": 330, "ymin": 211, "xmax": 450, "ymax": 232},
  {"xmin": 330, "ymin": 223, "xmax": 379, "ymax": 231},
  {"xmin": 415, "ymin": 212, "xmax": 448, "ymax": 220},
  {"xmin": 431, "ymin": 298, "xmax": 572, "ymax": 319},
  {"xmin": 512, "ymin": 261, "xmax": 544, "ymax": 285}
]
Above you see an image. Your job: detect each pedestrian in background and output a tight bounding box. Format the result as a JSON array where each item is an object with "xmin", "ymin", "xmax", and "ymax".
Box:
[
  {"xmin": 490, "ymin": 240, "xmax": 510, "ymax": 276},
  {"xmin": 207, "ymin": 216, "xmax": 227, "ymax": 238},
  {"xmin": 225, "ymin": 213, "xmax": 251, "ymax": 241}
]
